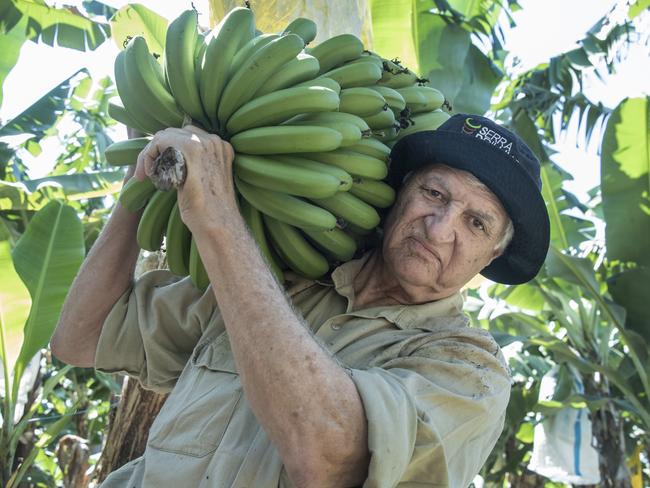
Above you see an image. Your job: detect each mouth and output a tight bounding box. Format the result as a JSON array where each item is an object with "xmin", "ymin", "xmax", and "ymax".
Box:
[{"xmin": 409, "ymin": 237, "xmax": 441, "ymax": 267}]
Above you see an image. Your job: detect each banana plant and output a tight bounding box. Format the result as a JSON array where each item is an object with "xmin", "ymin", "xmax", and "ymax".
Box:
[
  {"xmin": 486, "ymin": 246, "xmax": 650, "ymax": 485},
  {"xmin": 0, "ymin": 0, "xmax": 115, "ymax": 109},
  {"xmin": 601, "ymin": 96, "xmax": 650, "ymax": 340},
  {"xmin": 0, "ymin": 200, "xmax": 85, "ymax": 487}
]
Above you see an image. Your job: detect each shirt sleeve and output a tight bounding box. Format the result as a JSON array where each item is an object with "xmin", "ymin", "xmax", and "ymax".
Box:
[
  {"xmin": 349, "ymin": 327, "xmax": 511, "ymax": 488},
  {"xmin": 94, "ymin": 269, "xmax": 219, "ymax": 393}
]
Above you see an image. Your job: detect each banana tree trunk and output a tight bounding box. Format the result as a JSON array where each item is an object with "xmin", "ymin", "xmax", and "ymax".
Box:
[
  {"xmin": 207, "ymin": 0, "xmax": 372, "ymax": 47},
  {"xmin": 94, "ymin": 377, "xmax": 168, "ymax": 483}
]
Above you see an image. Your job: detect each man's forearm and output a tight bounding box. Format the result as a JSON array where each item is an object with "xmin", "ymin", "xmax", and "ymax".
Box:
[
  {"xmin": 193, "ymin": 216, "xmax": 369, "ymax": 487},
  {"xmin": 51, "ymin": 201, "xmax": 142, "ymax": 367}
]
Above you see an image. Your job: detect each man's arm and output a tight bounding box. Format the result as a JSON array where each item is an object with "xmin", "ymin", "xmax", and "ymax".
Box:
[
  {"xmin": 51, "ymin": 141, "xmax": 146, "ymax": 367},
  {"xmin": 51, "ymin": 177, "xmax": 142, "ymax": 367},
  {"xmin": 141, "ymin": 127, "xmax": 370, "ymax": 488}
]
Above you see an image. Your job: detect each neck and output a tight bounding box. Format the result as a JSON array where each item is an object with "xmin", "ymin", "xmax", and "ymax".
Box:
[{"xmin": 352, "ymin": 249, "xmax": 450, "ymax": 310}]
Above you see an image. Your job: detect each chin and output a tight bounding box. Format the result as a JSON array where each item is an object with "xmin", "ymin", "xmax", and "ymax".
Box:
[{"xmin": 389, "ymin": 249, "xmax": 441, "ymax": 289}]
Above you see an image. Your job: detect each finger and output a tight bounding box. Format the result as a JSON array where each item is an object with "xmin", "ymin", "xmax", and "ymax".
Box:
[
  {"xmin": 134, "ymin": 142, "xmax": 152, "ymax": 181},
  {"xmin": 222, "ymin": 140, "xmax": 235, "ymax": 163},
  {"xmin": 123, "ymin": 164, "xmax": 136, "ymax": 184},
  {"xmin": 183, "ymin": 124, "xmax": 212, "ymax": 138}
]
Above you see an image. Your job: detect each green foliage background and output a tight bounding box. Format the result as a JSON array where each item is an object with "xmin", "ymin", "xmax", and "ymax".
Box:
[{"xmin": 0, "ymin": 0, "xmax": 648, "ymax": 486}]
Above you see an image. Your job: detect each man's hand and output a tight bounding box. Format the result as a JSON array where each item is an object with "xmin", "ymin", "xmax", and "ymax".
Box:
[{"xmin": 137, "ymin": 125, "xmax": 236, "ymax": 235}]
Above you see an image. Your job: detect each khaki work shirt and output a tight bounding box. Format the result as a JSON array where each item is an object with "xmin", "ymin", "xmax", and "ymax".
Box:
[{"xmin": 95, "ymin": 253, "xmax": 511, "ymax": 487}]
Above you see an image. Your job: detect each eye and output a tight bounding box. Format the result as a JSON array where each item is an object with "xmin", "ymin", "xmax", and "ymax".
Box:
[
  {"xmin": 422, "ymin": 186, "xmax": 443, "ymax": 200},
  {"xmin": 471, "ymin": 217, "xmax": 486, "ymax": 232}
]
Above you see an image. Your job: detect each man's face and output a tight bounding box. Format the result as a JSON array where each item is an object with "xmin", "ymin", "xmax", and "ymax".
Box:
[{"xmin": 381, "ymin": 164, "xmax": 510, "ymax": 299}]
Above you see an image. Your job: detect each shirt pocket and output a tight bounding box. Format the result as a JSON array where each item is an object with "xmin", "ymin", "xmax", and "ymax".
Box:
[{"xmin": 147, "ymin": 333, "xmax": 242, "ymax": 457}]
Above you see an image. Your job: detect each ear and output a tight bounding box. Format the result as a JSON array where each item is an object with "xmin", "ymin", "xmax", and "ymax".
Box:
[{"xmin": 487, "ymin": 247, "xmax": 503, "ymax": 265}]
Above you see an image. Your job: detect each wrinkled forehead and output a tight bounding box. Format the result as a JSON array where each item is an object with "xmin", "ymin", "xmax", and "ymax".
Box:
[{"xmin": 401, "ymin": 163, "xmax": 509, "ymax": 218}]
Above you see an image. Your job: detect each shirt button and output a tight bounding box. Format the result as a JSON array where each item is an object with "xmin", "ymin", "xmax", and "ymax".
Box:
[{"xmin": 330, "ymin": 319, "xmax": 343, "ymax": 330}]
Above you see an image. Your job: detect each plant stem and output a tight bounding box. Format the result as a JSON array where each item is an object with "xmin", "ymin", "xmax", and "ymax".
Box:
[{"xmin": 0, "ymin": 305, "xmax": 13, "ymax": 484}]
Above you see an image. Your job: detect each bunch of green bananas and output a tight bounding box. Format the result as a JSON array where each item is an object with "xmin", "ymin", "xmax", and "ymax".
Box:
[{"xmin": 105, "ymin": 7, "xmax": 451, "ymax": 290}]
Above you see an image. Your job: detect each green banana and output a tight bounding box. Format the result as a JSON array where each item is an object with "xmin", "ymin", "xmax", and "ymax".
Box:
[
  {"xmin": 286, "ymin": 119, "xmax": 363, "ymax": 146},
  {"xmin": 136, "ymin": 189, "xmax": 178, "ymax": 252},
  {"xmin": 304, "ymin": 227, "xmax": 357, "ymax": 262},
  {"xmin": 269, "ymin": 154, "xmax": 353, "ymax": 191},
  {"xmin": 375, "ymin": 126, "xmax": 399, "ymax": 143},
  {"xmin": 108, "ymin": 99, "xmax": 149, "ymax": 134},
  {"xmin": 166, "ymin": 201, "xmax": 192, "ymax": 276},
  {"xmin": 239, "ymin": 198, "xmax": 284, "ymax": 282},
  {"xmin": 368, "ymin": 85, "xmax": 406, "ymax": 112},
  {"xmin": 395, "ymin": 86, "xmax": 429, "ymax": 114},
  {"xmin": 164, "ymin": 10, "xmax": 209, "ymax": 126},
  {"xmin": 226, "ymin": 86, "xmax": 339, "ymax": 135},
  {"xmin": 319, "ymin": 62, "xmax": 382, "ymax": 88},
  {"xmin": 230, "ymin": 125, "xmax": 342, "ymax": 155},
  {"xmin": 344, "ymin": 54, "xmax": 384, "ymax": 70},
  {"xmin": 194, "ymin": 30, "xmax": 208, "ymax": 88},
  {"xmin": 310, "ymin": 192, "xmax": 380, "ymax": 230},
  {"xmin": 124, "ymin": 36, "xmax": 184, "ymax": 128},
  {"xmin": 282, "ymin": 17, "xmax": 317, "ymax": 44},
  {"xmin": 235, "ymin": 175, "xmax": 337, "ymax": 231},
  {"xmin": 105, "ymin": 137, "xmax": 150, "ymax": 166},
  {"xmin": 339, "ymin": 87, "xmax": 387, "ymax": 117},
  {"xmin": 114, "ymin": 50, "xmax": 164, "ymax": 134},
  {"xmin": 199, "ymin": 7, "xmax": 255, "ymax": 129},
  {"xmin": 287, "ymin": 111, "xmax": 369, "ymax": 132},
  {"xmin": 218, "ymin": 33, "xmax": 305, "ymax": 125},
  {"xmin": 263, "ymin": 215, "xmax": 330, "ymax": 279},
  {"xmin": 378, "ymin": 59, "xmax": 419, "ymax": 88},
  {"xmin": 229, "ymin": 33, "xmax": 279, "ymax": 76},
  {"xmin": 118, "ymin": 177, "xmax": 156, "ymax": 212},
  {"xmin": 399, "ymin": 86, "xmax": 445, "ymax": 113},
  {"xmin": 307, "ymin": 34, "xmax": 364, "ymax": 74},
  {"xmin": 255, "ymin": 53, "xmax": 320, "ymax": 97},
  {"xmin": 234, "ymin": 154, "xmax": 342, "ymax": 198},
  {"xmin": 293, "ymin": 76, "xmax": 341, "ymax": 94},
  {"xmin": 394, "ymin": 109, "xmax": 451, "ymax": 141},
  {"xmin": 295, "ymin": 149, "xmax": 387, "ymax": 180},
  {"xmin": 363, "ymin": 108, "xmax": 396, "ymax": 130},
  {"xmin": 189, "ymin": 236, "xmax": 210, "ymax": 290},
  {"xmin": 346, "ymin": 138, "xmax": 391, "ymax": 161},
  {"xmin": 350, "ymin": 178, "xmax": 396, "ymax": 208}
]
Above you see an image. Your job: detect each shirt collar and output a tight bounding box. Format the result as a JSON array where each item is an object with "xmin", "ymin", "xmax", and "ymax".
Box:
[{"xmin": 329, "ymin": 252, "xmax": 467, "ymax": 330}]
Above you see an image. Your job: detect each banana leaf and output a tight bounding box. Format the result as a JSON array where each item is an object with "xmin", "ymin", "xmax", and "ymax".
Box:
[
  {"xmin": 451, "ymin": 44, "xmax": 502, "ymax": 115},
  {"xmin": 9, "ymin": 200, "xmax": 84, "ymax": 400},
  {"xmin": 368, "ymin": 0, "xmax": 420, "ymax": 71},
  {"xmin": 0, "ymin": 241, "xmax": 30, "ymax": 365},
  {"xmin": 21, "ymin": 170, "xmax": 124, "ymax": 199},
  {"xmin": 0, "ymin": 170, "xmax": 123, "ymax": 211},
  {"xmin": 510, "ymin": 111, "xmax": 593, "ymax": 249},
  {"xmin": 601, "ymin": 96, "xmax": 650, "ymax": 337},
  {"xmin": 109, "ymin": 3, "xmax": 169, "ymax": 55},
  {"xmin": 0, "ymin": 69, "xmax": 87, "ymax": 139},
  {"xmin": 0, "ymin": 17, "xmax": 27, "ymax": 109},
  {"xmin": 628, "ymin": 0, "xmax": 650, "ymax": 19},
  {"xmin": 11, "ymin": 0, "xmax": 110, "ymax": 51}
]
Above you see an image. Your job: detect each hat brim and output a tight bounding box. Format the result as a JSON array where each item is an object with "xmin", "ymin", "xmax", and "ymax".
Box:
[{"xmin": 388, "ymin": 130, "xmax": 550, "ymax": 285}]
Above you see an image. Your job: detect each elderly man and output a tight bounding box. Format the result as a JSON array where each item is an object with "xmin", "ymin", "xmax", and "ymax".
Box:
[{"xmin": 51, "ymin": 113, "xmax": 550, "ymax": 488}]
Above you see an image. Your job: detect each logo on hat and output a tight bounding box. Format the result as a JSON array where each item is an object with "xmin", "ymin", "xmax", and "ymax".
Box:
[{"xmin": 462, "ymin": 117, "xmax": 481, "ymax": 135}]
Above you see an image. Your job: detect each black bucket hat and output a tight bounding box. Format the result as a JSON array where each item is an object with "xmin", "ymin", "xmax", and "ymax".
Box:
[{"xmin": 387, "ymin": 113, "xmax": 550, "ymax": 285}]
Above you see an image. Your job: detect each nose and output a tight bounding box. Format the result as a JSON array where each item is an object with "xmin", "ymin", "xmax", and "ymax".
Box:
[{"xmin": 424, "ymin": 207, "xmax": 458, "ymax": 244}]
